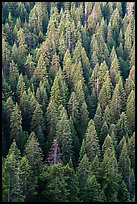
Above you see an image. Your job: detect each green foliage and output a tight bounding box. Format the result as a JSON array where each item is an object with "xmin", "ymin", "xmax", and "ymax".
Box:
[
  {"xmin": 125, "ymin": 75, "xmax": 135, "ymax": 100},
  {"xmin": 94, "ymin": 103, "xmax": 103, "ymax": 136},
  {"xmin": 98, "ymin": 71, "xmax": 112, "ymax": 112},
  {"xmin": 39, "ymin": 163, "xmax": 68, "ymax": 202},
  {"xmin": 32, "ymin": 54, "xmax": 48, "ymax": 89},
  {"xmin": 80, "ymin": 119, "xmax": 100, "ymax": 162},
  {"xmin": 2, "ymin": 36, "xmax": 11, "ymax": 74},
  {"xmin": 10, "ymin": 103, "xmax": 22, "ymax": 146},
  {"xmin": 126, "ymin": 90, "xmax": 135, "ymax": 134},
  {"xmin": 101, "ymin": 148, "xmax": 119, "ymax": 202},
  {"xmin": 102, "ymin": 134, "xmax": 115, "ymax": 155},
  {"xmin": 25, "ymin": 132, "xmax": 43, "ymax": 177},
  {"xmin": 50, "ymin": 52, "xmax": 60, "ymax": 80},
  {"xmin": 2, "ymin": 2, "xmax": 135, "ymax": 202},
  {"xmin": 46, "ymin": 100, "xmax": 58, "ymax": 146},
  {"xmin": 8, "ymin": 60, "xmax": 19, "ymax": 92},
  {"xmin": 25, "ymin": 54, "xmax": 35, "ymax": 79},
  {"xmin": 63, "ymin": 162, "xmax": 79, "ymax": 201},
  {"xmin": 20, "ymin": 156, "xmax": 31, "ymax": 201},
  {"xmin": 17, "ymin": 28, "xmax": 27, "ymax": 66},
  {"xmin": 23, "ymin": 132, "xmax": 44, "ymax": 200},
  {"xmin": 31, "ymin": 103, "xmax": 45, "ymax": 146},
  {"xmin": 16, "ymin": 74, "xmax": 26, "ymax": 102},
  {"xmin": 77, "ymin": 154, "xmax": 90, "ymax": 201},
  {"xmin": 128, "ymin": 132, "xmax": 135, "ymax": 170},
  {"xmin": 100, "ymin": 121, "xmax": 108, "ymax": 146},
  {"xmin": 56, "ymin": 106, "xmax": 72, "ymax": 164},
  {"xmin": 116, "ymin": 112, "xmax": 129, "ymax": 143},
  {"xmin": 2, "ymin": 140, "xmax": 24, "ymax": 202},
  {"xmin": 110, "ymin": 83, "xmax": 122, "ymax": 123},
  {"xmin": 68, "ymin": 91, "xmax": 80, "ymax": 125},
  {"xmin": 118, "ymin": 141, "xmax": 131, "ymax": 189}
]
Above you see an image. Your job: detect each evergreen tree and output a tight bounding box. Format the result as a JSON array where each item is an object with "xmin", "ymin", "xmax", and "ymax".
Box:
[
  {"xmin": 31, "ymin": 102, "xmax": 45, "ymax": 146},
  {"xmin": 46, "ymin": 100, "xmax": 58, "ymax": 145},
  {"xmin": 74, "ymin": 80, "xmax": 89, "ymax": 136},
  {"xmin": 90, "ymin": 62, "xmax": 100, "ymax": 97},
  {"xmin": 63, "ymin": 161, "xmax": 79, "ymax": 202},
  {"xmin": 39, "ymin": 163, "xmax": 68, "ymax": 202},
  {"xmin": 2, "ymin": 2, "xmax": 135, "ymax": 202},
  {"xmin": 110, "ymin": 83, "xmax": 122, "ymax": 123},
  {"xmin": 80, "ymin": 119, "xmax": 100, "ymax": 162},
  {"xmin": 56, "ymin": 68, "xmax": 69, "ymax": 107},
  {"xmin": 109, "ymin": 46, "xmax": 117, "ymax": 63},
  {"xmin": 11, "ymin": 42, "xmax": 18, "ymax": 64},
  {"xmin": 98, "ymin": 71, "xmax": 112, "ymax": 112},
  {"xmin": 24, "ymin": 132, "xmax": 43, "ymax": 200},
  {"xmin": 50, "ymin": 76, "xmax": 62, "ymax": 107},
  {"xmin": 80, "ymin": 101, "xmax": 89, "ymax": 131},
  {"xmin": 98, "ymin": 60, "xmax": 109, "ymax": 90},
  {"xmin": 5, "ymin": 96, "xmax": 15, "ymax": 126},
  {"xmin": 2, "ymin": 140, "xmax": 24, "ymax": 202},
  {"xmin": 2, "ymin": 36, "xmax": 11, "ymax": 74},
  {"xmin": 117, "ymin": 179, "xmax": 130, "ymax": 202},
  {"xmin": 126, "ymin": 90, "xmax": 135, "ymax": 134},
  {"xmin": 90, "ymin": 87, "xmax": 97, "ymax": 117},
  {"xmin": 119, "ymin": 57, "xmax": 129, "ymax": 80},
  {"xmin": 17, "ymin": 28, "xmax": 27, "ymax": 66},
  {"xmin": 117, "ymin": 77, "xmax": 126, "ymax": 111},
  {"xmin": 50, "ymin": 52, "xmax": 60, "ymax": 80},
  {"xmin": 36, "ymin": 38, "xmax": 54, "ymax": 69},
  {"xmin": 102, "ymin": 134, "xmax": 115, "ymax": 155},
  {"xmin": 20, "ymin": 156, "xmax": 31, "ymax": 201},
  {"xmin": 10, "ymin": 103, "xmax": 22, "ymax": 146},
  {"xmin": 94, "ymin": 103, "xmax": 103, "ymax": 136},
  {"xmin": 25, "ymin": 132, "xmax": 43, "ymax": 176},
  {"xmin": 125, "ymin": 75, "xmax": 135, "ymax": 100},
  {"xmin": 128, "ymin": 132, "xmax": 135, "ymax": 170},
  {"xmin": 101, "ymin": 147, "xmax": 119, "ymax": 202},
  {"xmin": 118, "ymin": 141, "xmax": 133, "ymax": 197},
  {"xmin": 36, "ymin": 81, "xmax": 48, "ymax": 113},
  {"xmin": 77, "ymin": 154, "xmax": 90, "ymax": 201},
  {"xmin": 24, "ymin": 54, "xmax": 35, "ymax": 79},
  {"xmin": 109, "ymin": 54, "xmax": 120, "ymax": 87},
  {"xmin": 56, "ymin": 106, "xmax": 72, "ymax": 164},
  {"xmin": 124, "ymin": 22, "xmax": 133, "ymax": 59},
  {"xmin": 117, "ymin": 136, "xmax": 126, "ymax": 159},
  {"xmin": 16, "ymin": 74, "xmax": 26, "ymax": 103},
  {"xmin": 63, "ymin": 49, "xmax": 72, "ymax": 87},
  {"xmin": 32, "ymin": 54, "xmax": 48, "ymax": 88},
  {"xmin": 90, "ymin": 155, "xmax": 101, "ymax": 182},
  {"xmin": 2, "ymin": 73, "xmax": 12, "ymax": 101},
  {"xmin": 116, "ymin": 112, "xmax": 129, "ymax": 143},
  {"xmin": 20, "ymin": 90, "xmax": 31, "ymax": 132},
  {"xmin": 103, "ymin": 105, "xmax": 111, "ymax": 127},
  {"xmin": 107, "ymin": 22, "xmax": 115, "ymax": 50},
  {"xmin": 68, "ymin": 91, "xmax": 80, "ymax": 126},
  {"xmin": 8, "ymin": 60, "xmax": 19, "ymax": 93},
  {"xmin": 100, "ymin": 121, "xmax": 108, "ymax": 147},
  {"xmin": 84, "ymin": 175, "xmax": 103, "ymax": 202},
  {"xmin": 69, "ymin": 116, "xmax": 80, "ymax": 164},
  {"xmin": 49, "ymin": 68, "xmax": 69, "ymax": 108}
]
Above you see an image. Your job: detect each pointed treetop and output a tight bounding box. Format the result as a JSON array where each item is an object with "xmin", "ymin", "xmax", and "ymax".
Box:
[
  {"xmin": 46, "ymin": 138, "xmax": 60, "ymax": 165},
  {"xmin": 102, "ymin": 134, "xmax": 115, "ymax": 155}
]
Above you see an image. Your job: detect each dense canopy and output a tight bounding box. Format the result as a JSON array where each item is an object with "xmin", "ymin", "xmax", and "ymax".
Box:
[{"xmin": 2, "ymin": 2, "xmax": 135, "ymax": 202}]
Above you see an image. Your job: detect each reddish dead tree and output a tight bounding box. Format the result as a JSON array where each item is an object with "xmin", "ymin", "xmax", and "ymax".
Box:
[
  {"xmin": 46, "ymin": 138, "xmax": 60, "ymax": 165},
  {"xmin": 129, "ymin": 65, "xmax": 135, "ymax": 81}
]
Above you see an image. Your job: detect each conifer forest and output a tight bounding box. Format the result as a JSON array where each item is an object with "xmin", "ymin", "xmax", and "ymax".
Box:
[{"xmin": 2, "ymin": 2, "xmax": 135, "ymax": 202}]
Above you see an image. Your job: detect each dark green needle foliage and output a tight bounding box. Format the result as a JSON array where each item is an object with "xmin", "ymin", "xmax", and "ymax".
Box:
[{"xmin": 2, "ymin": 2, "xmax": 135, "ymax": 202}]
